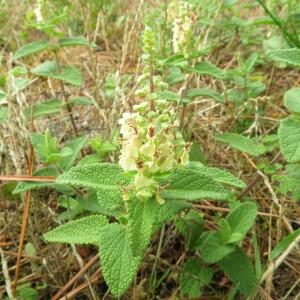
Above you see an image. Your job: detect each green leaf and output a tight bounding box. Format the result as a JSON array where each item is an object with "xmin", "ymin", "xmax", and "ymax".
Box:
[
  {"xmin": 186, "ymin": 62, "xmax": 226, "ymax": 79},
  {"xmin": 56, "ymin": 163, "xmax": 130, "ymax": 191},
  {"xmin": 126, "ymin": 198, "xmax": 159, "ymax": 256},
  {"xmin": 47, "ymin": 147, "xmax": 73, "ymax": 164},
  {"xmin": 98, "ymin": 223, "xmax": 140, "ymax": 297},
  {"xmin": 31, "ymin": 130, "xmax": 59, "ymax": 163},
  {"xmin": 44, "ymin": 215, "xmax": 108, "ymax": 244},
  {"xmin": 59, "ymin": 37, "xmax": 90, "ymax": 47},
  {"xmin": 31, "ymin": 62, "xmax": 83, "ymax": 86},
  {"xmin": 214, "ymin": 133, "xmax": 267, "ymax": 156},
  {"xmin": 268, "ymin": 48, "xmax": 300, "ymax": 67},
  {"xmin": 270, "ymin": 228, "xmax": 300, "ymax": 260},
  {"xmin": 226, "ymin": 202, "xmax": 257, "ymax": 242},
  {"xmin": 218, "ymin": 248, "xmax": 257, "ymax": 297},
  {"xmin": 277, "ymin": 164, "xmax": 300, "ymax": 201},
  {"xmin": 180, "ymin": 258, "xmax": 213, "ymax": 299},
  {"xmin": 153, "ymin": 199, "xmax": 192, "ymax": 232},
  {"xmin": 13, "ymin": 40, "xmax": 50, "ymax": 60},
  {"xmin": 13, "ymin": 167, "xmax": 60, "ymax": 194},
  {"xmin": 284, "ymin": 88, "xmax": 300, "ymax": 113},
  {"xmin": 97, "ymin": 188, "xmax": 124, "ymax": 211},
  {"xmin": 161, "ymin": 167, "xmax": 229, "ymax": 201},
  {"xmin": 70, "ymin": 96, "xmax": 94, "ymax": 106},
  {"xmin": 53, "ymin": 66, "xmax": 83, "ymax": 86},
  {"xmin": 187, "ymin": 163, "xmax": 246, "ymax": 188},
  {"xmin": 186, "ymin": 88, "xmax": 224, "ymax": 103},
  {"xmin": 242, "ymin": 53, "xmax": 258, "ymax": 74},
  {"xmin": 58, "ymin": 136, "xmax": 87, "ymax": 170},
  {"xmin": 25, "ymin": 99, "xmax": 63, "ymax": 119},
  {"xmin": 278, "ymin": 117, "xmax": 300, "ymax": 162},
  {"xmin": 0, "ymin": 107, "xmax": 8, "ymax": 124},
  {"xmin": 31, "ymin": 61, "xmax": 59, "ymax": 77},
  {"xmin": 197, "ymin": 231, "xmax": 236, "ymax": 263}
]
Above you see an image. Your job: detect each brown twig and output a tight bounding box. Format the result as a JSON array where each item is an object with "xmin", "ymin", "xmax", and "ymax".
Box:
[
  {"xmin": 0, "ymin": 175, "xmax": 56, "ymax": 182},
  {"xmin": 51, "ymin": 254, "xmax": 99, "ymax": 300}
]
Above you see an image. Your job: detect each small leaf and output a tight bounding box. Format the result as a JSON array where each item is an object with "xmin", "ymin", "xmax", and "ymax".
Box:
[
  {"xmin": 59, "ymin": 37, "xmax": 90, "ymax": 47},
  {"xmin": 197, "ymin": 231, "xmax": 236, "ymax": 263},
  {"xmin": 25, "ymin": 99, "xmax": 63, "ymax": 119},
  {"xmin": 268, "ymin": 48, "xmax": 300, "ymax": 67},
  {"xmin": 186, "ymin": 62, "xmax": 226, "ymax": 79},
  {"xmin": 0, "ymin": 107, "xmax": 8, "ymax": 124},
  {"xmin": 161, "ymin": 167, "xmax": 229, "ymax": 201},
  {"xmin": 53, "ymin": 66, "xmax": 83, "ymax": 86},
  {"xmin": 70, "ymin": 96, "xmax": 94, "ymax": 106},
  {"xmin": 187, "ymin": 88, "xmax": 224, "ymax": 103},
  {"xmin": 214, "ymin": 133, "xmax": 267, "ymax": 156},
  {"xmin": 31, "ymin": 61, "xmax": 59, "ymax": 77},
  {"xmin": 218, "ymin": 248, "xmax": 257, "ymax": 297},
  {"xmin": 13, "ymin": 40, "xmax": 50, "ymax": 60},
  {"xmin": 13, "ymin": 167, "xmax": 60, "ymax": 194},
  {"xmin": 58, "ymin": 136, "xmax": 87, "ymax": 170},
  {"xmin": 278, "ymin": 117, "xmax": 300, "ymax": 162},
  {"xmin": 180, "ymin": 258, "xmax": 213, "ymax": 298},
  {"xmin": 270, "ymin": 228, "xmax": 300, "ymax": 260},
  {"xmin": 226, "ymin": 202, "xmax": 257, "ymax": 241},
  {"xmin": 98, "ymin": 223, "xmax": 140, "ymax": 296},
  {"xmin": 46, "ymin": 147, "xmax": 73, "ymax": 164},
  {"xmin": 284, "ymin": 88, "xmax": 300, "ymax": 113},
  {"xmin": 44, "ymin": 215, "xmax": 108, "ymax": 244}
]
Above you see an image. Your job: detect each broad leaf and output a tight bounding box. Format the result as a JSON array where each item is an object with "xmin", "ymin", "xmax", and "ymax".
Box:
[
  {"xmin": 180, "ymin": 258, "xmax": 213, "ymax": 299},
  {"xmin": 268, "ymin": 48, "xmax": 300, "ymax": 67},
  {"xmin": 270, "ymin": 228, "xmax": 300, "ymax": 260},
  {"xmin": 44, "ymin": 215, "xmax": 108, "ymax": 244},
  {"xmin": 278, "ymin": 117, "xmax": 300, "ymax": 162},
  {"xmin": 97, "ymin": 189, "xmax": 123, "ymax": 211},
  {"xmin": 218, "ymin": 248, "xmax": 257, "ymax": 297},
  {"xmin": 98, "ymin": 223, "xmax": 140, "ymax": 297},
  {"xmin": 284, "ymin": 88, "xmax": 300, "ymax": 113},
  {"xmin": 13, "ymin": 40, "xmax": 50, "ymax": 60},
  {"xmin": 161, "ymin": 167, "xmax": 229, "ymax": 201},
  {"xmin": 214, "ymin": 133, "xmax": 267, "ymax": 156}
]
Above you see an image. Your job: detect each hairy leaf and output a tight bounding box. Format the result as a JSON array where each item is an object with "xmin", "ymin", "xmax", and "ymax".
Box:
[
  {"xmin": 56, "ymin": 163, "xmax": 130, "ymax": 191},
  {"xmin": 44, "ymin": 215, "xmax": 108, "ymax": 244},
  {"xmin": 161, "ymin": 167, "xmax": 229, "ymax": 201},
  {"xmin": 98, "ymin": 223, "xmax": 140, "ymax": 296},
  {"xmin": 126, "ymin": 198, "xmax": 159, "ymax": 256},
  {"xmin": 268, "ymin": 48, "xmax": 300, "ymax": 67},
  {"xmin": 97, "ymin": 189, "xmax": 123, "ymax": 211},
  {"xmin": 278, "ymin": 117, "xmax": 300, "ymax": 162},
  {"xmin": 187, "ymin": 163, "xmax": 246, "ymax": 188},
  {"xmin": 214, "ymin": 133, "xmax": 267, "ymax": 156},
  {"xmin": 284, "ymin": 88, "xmax": 300, "ymax": 113},
  {"xmin": 218, "ymin": 248, "xmax": 257, "ymax": 297}
]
